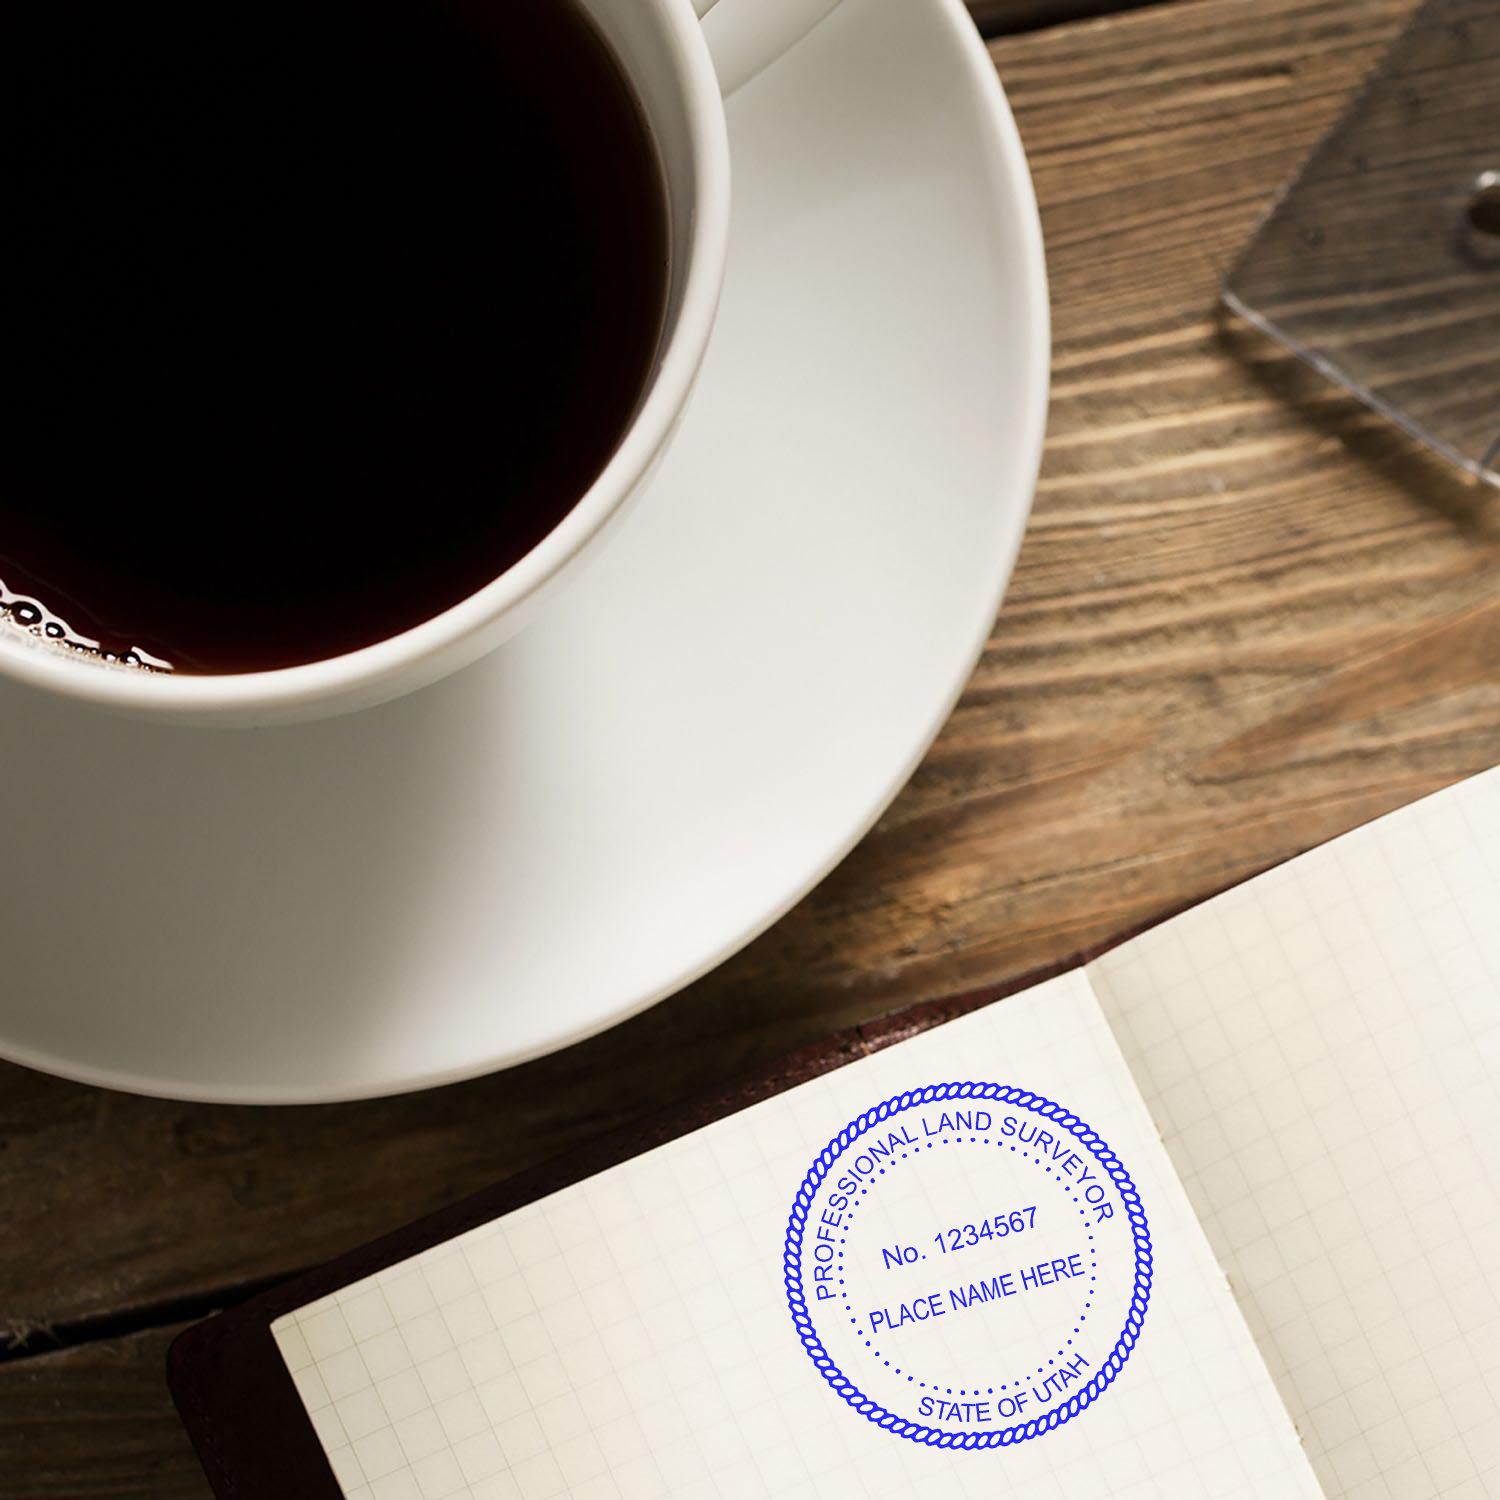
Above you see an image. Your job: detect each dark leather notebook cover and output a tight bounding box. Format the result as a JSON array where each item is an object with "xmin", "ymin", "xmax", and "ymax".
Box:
[{"xmin": 167, "ymin": 963, "xmax": 1085, "ymax": 1497}]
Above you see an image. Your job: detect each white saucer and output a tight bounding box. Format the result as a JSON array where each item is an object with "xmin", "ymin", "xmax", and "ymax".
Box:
[{"xmin": 0, "ymin": 0, "xmax": 1047, "ymax": 1103}]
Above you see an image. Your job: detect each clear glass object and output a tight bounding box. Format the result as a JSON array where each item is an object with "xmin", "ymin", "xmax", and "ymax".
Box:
[{"xmin": 1223, "ymin": 0, "xmax": 1499, "ymax": 488}]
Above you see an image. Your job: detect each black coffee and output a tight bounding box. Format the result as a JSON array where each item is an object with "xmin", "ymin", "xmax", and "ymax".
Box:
[{"xmin": 3, "ymin": 0, "xmax": 668, "ymax": 673}]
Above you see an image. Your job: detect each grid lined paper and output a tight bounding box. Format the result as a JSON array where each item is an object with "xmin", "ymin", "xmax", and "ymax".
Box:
[
  {"xmin": 273, "ymin": 970, "xmax": 1316, "ymax": 1499},
  {"xmin": 1091, "ymin": 768, "xmax": 1500, "ymax": 1500}
]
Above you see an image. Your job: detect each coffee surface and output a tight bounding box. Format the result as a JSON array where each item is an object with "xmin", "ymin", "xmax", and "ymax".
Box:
[{"xmin": 3, "ymin": 0, "xmax": 668, "ymax": 672}]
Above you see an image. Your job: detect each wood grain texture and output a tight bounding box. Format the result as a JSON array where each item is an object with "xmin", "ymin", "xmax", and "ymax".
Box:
[
  {"xmin": 967, "ymin": 0, "xmax": 1184, "ymax": 33},
  {"xmin": 0, "ymin": 1324, "xmax": 205, "ymax": 1500},
  {"xmin": 2, "ymin": 0, "xmax": 1497, "ymax": 1489},
  {"xmin": 1220, "ymin": 0, "xmax": 1500, "ymax": 475}
]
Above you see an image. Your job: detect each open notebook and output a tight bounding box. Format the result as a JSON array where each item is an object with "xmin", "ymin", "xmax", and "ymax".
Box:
[{"xmin": 169, "ymin": 768, "xmax": 1500, "ymax": 1500}]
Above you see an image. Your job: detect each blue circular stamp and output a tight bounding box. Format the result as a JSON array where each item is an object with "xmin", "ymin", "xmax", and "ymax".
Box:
[{"xmin": 784, "ymin": 1082, "xmax": 1151, "ymax": 1448}]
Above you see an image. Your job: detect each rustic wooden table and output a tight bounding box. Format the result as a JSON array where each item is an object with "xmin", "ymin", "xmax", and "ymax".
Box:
[{"xmin": 3, "ymin": 0, "xmax": 1497, "ymax": 1492}]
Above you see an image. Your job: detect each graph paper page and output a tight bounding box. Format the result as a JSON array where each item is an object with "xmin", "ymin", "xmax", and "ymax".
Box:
[
  {"xmin": 271, "ymin": 970, "xmax": 1316, "ymax": 1499},
  {"xmin": 1090, "ymin": 769, "xmax": 1500, "ymax": 1500}
]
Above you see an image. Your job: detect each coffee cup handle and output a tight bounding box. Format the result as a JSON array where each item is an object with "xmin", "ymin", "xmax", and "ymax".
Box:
[{"xmin": 692, "ymin": 0, "xmax": 843, "ymax": 96}]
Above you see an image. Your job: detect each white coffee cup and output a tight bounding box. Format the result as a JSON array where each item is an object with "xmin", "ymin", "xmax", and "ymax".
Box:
[{"xmin": 0, "ymin": 0, "xmax": 840, "ymax": 727}]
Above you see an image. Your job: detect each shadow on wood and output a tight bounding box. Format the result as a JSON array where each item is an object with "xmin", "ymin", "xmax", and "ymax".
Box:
[{"xmin": 1215, "ymin": 308, "xmax": 1500, "ymax": 542}]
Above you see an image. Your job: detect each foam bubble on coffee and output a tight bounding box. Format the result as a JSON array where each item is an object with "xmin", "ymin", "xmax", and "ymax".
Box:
[{"xmin": 0, "ymin": 579, "xmax": 171, "ymax": 672}]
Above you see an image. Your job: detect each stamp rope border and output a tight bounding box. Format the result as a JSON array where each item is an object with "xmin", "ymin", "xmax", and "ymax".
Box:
[{"xmin": 783, "ymin": 1082, "xmax": 1153, "ymax": 1449}]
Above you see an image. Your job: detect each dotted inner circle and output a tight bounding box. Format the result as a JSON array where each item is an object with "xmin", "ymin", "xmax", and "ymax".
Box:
[
  {"xmin": 836, "ymin": 1134, "xmax": 1100, "ymax": 1394},
  {"xmin": 784, "ymin": 1083, "xmax": 1153, "ymax": 1450}
]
